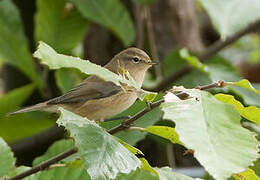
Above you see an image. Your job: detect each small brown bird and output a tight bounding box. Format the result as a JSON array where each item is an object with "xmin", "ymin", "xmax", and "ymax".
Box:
[{"xmin": 10, "ymin": 48, "xmax": 155, "ymax": 122}]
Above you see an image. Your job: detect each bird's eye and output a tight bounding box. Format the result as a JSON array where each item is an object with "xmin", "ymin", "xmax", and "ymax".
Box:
[{"xmin": 132, "ymin": 57, "xmax": 140, "ymax": 63}]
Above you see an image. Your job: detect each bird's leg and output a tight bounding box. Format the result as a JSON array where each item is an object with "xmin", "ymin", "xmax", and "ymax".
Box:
[
  {"xmin": 122, "ymin": 115, "xmax": 133, "ymax": 128},
  {"xmin": 146, "ymin": 101, "xmax": 152, "ymax": 110}
]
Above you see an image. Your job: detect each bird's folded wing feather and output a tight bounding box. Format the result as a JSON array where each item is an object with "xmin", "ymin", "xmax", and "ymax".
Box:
[{"xmin": 47, "ymin": 76, "xmax": 122, "ymax": 105}]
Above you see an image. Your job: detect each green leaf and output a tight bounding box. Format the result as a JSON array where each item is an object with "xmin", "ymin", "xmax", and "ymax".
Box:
[
  {"xmin": 198, "ymin": 0, "xmax": 260, "ymax": 39},
  {"xmin": 35, "ymin": 0, "xmax": 88, "ymax": 54},
  {"xmin": 33, "ymin": 139, "xmax": 78, "ymax": 166},
  {"xmin": 0, "ymin": 84, "xmax": 54, "ymax": 142},
  {"xmin": 70, "ymin": 0, "xmax": 135, "ymax": 46},
  {"xmin": 161, "ymin": 89, "xmax": 260, "ymax": 180},
  {"xmin": 155, "ymin": 167, "xmax": 195, "ymax": 180},
  {"xmin": 215, "ymin": 93, "xmax": 260, "ymax": 126},
  {"xmin": 0, "ymin": 137, "xmax": 15, "ymax": 177},
  {"xmin": 55, "ymin": 68, "xmax": 85, "ymax": 93},
  {"xmin": 180, "ymin": 49, "xmax": 206, "ymax": 71},
  {"xmin": 57, "ymin": 108, "xmax": 141, "ymax": 180},
  {"xmin": 0, "ymin": 0, "xmax": 40, "ymax": 85},
  {"xmin": 33, "ymin": 42, "xmax": 138, "ymax": 89},
  {"xmin": 146, "ymin": 126, "xmax": 182, "ymax": 145},
  {"xmin": 233, "ymin": 168, "xmax": 260, "ymax": 180},
  {"xmin": 228, "ymin": 79, "xmax": 260, "ymax": 95}
]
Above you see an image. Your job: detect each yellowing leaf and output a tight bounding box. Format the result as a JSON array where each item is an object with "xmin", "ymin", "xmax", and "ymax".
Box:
[
  {"xmin": 146, "ymin": 126, "xmax": 183, "ymax": 145},
  {"xmin": 215, "ymin": 93, "xmax": 260, "ymax": 126},
  {"xmin": 233, "ymin": 168, "xmax": 260, "ymax": 180},
  {"xmin": 228, "ymin": 79, "xmax": 260, "ymax": 95}
]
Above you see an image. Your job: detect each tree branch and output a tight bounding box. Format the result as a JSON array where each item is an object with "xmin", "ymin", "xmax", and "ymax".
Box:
[
  {"xmin": 148, "ymin": 19, "xmax": 260, "ymax": 92},
  {"xmin": 7, "ymin": 81, "xmax": 225, "ymax": 180}
]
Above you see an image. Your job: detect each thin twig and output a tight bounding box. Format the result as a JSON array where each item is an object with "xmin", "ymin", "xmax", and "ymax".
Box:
[
  {"xmin": 144, "ymin": 6, "xmax": 163, "ymax": 80},
  {"xmin": 148, "ymin": 19, "xmax": 260, "ymax": 92},
  {"xmin": 8, "ymin": 81, "xmax": 225, "ymax": 180},
  {"xmin": 195, "ymin": 80, "xmax": 225, "ymax": 90}
]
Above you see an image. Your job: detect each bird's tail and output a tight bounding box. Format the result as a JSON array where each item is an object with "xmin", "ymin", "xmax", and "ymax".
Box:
[{"xmin": 7, "ymin": 102, "xmax": 50, "ymax": 116}]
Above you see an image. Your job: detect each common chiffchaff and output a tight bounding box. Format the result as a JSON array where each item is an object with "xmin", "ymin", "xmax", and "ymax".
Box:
[{"xmin": 10, "ymin": 48, "xmax": 155, "ymax": 122}]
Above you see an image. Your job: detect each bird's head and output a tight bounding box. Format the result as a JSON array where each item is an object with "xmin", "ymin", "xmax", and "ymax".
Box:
[{"xmin": 114, "ymin": 47, "xmax": 155, "ymax": 73}]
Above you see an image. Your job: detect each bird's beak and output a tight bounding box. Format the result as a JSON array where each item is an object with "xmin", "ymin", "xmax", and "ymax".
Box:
[{"xmin": 146, "ymin": 60, "xmax": 158, "ymax": 65}]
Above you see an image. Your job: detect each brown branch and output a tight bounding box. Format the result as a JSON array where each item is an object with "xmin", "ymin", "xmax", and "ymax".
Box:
[
  {"xmin": 7, "ymin": 81, "xmax": 225, "ymax": 180},
  {"xmin": 144, "ymin": 6, "xmax": 163, "ymax": 80},
  {"xmin": 108, "ymin": 91, "xmax": 190, "ymax": 134},
  {"xmin": 148, "ymin": 19, "xmax": 260, "ymax": 92},
  {"xmin": 108, "ymin": 99, "xmax": 164, "ymax": 134},
  {"xmin": 198, "ymin": 19, "xmax": 260, "ymax": 61}
]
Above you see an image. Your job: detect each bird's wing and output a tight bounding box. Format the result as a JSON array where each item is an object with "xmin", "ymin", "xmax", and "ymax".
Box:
[{"xmin": 47, "ymin": 76, "xmax": 121, "ymax": 105}]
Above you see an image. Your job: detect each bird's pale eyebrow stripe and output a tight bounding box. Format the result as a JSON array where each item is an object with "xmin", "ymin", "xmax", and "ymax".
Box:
[{"xmin": 124, "ymin": 50, "xmax": 150, "ymax": 62}]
